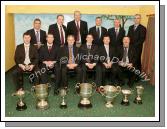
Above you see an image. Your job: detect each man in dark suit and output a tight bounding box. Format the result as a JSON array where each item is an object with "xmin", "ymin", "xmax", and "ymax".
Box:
[
  {"xmin": 108, "ymin": 19, "xmax": 125, "ymax": 48},
  {"xmin": 48, "ymin": 15, "xmax": 67, "ymax": 47},
  {"xmin": 39, "ymin": 33, "xmax": 61, "ymax": 95},
  {"xmin": 127, "ymin": 14, "xmax": 146, "ymax": 71},
  {"xmin": 26, "ymin": 18, "xmax": 46, "ymax": 49},
  {"xmin": 98, "ymin": 35, "xmax": 122, "ymax": 86},
  {"xmin": 117, "ymin": 36, "xmax": 137, "ymax": 87},
  {"xmin": 59, "ymin": 35, "xmax": 82, "ymax": 89},
  {"xmin": 13, "ymin": 32, "xmax": 39, "ymax": 92},
  {"xmin": 89, "ymin": 17, "xmax": 108, "ymax": 46},
  {"xmin": 67, "ymin": 11, "xmax": 88, "ymax": 47},
  {"xmin": 79, "ymin": 34, "xmax": 101, "ymax": 86}
]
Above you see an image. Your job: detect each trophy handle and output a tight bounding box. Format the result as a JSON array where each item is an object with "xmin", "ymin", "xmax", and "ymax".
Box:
[
  {"xmin": 75, "ymin": 83, "xmax": 80, "ymax": 95},
  {"xmin": 47, "ymin": 83, "xmax": 52, "ymax": 96},
  {"xmin": 31, "ymin": 85, "xmax": 36, "ymax": 98},
  {"xmin": 91, "ymin": 82, "xmax": 97, "ymax": 95},
  {"xmin": 116, "ymin": 86, "xmax": 122, "ymax": 93},
  {"xmin": 99, "ymin": 86, "xmax": 105, "ymax": 96}
]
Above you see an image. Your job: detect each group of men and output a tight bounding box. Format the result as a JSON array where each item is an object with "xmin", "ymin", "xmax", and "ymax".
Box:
[{"xmin": 13, "ymin": 11, "xmax": 146, "ymax": 95}]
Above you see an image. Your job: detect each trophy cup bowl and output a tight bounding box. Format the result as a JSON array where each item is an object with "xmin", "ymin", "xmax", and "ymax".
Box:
[
  {"xmin": 59, "ymin": 88, "xmax": 67, "ymax": 109},
  {"xmin": 12, "ymin": 89, "xmax": 27, "ymax": 111},
  {"xmin": 31, "ymin": 83, "xmax": 51, "ymax": 110},
  {"xmin": 75, "ymin": 82, "xmax": 96, "ymax": 109},
  {"xmin": 99, "ymin": 85, "xmax": 121, "ymax": 108},
  {"xmin": 121, "ymin": 89, "xmax": 132, "ymax": 106},
  {"xmin": 134, "ymin": 85, "xmax": 144, "ymax": 104}
]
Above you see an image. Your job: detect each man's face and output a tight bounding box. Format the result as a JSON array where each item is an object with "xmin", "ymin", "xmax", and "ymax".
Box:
[
  {"xmin": 103, "ymin": 37, "xmax": 110, "ymax": 45},
  {"xmin": 134, "ymin": 15, "xmax": 141, "ymax": 24},
  {"xmin": 57, "ymin": 16, "xmax": 64, "ymax": 25},
  {"xmin": 33, "ymin": 20, "xmax": 41, "ymax": 30},
  {"xmin": 47, "ymin": 35, "xmax": 54, "ymax": 44},
  {"xmin": 96, "ymin": 18, "xmax": 102, "ymax": 26},
  {"xmin": 74, "ymin": 11, "xmax": 81, "ymax": 21},
  {"xmin": 86, "ymin": 35, "xmax": 93, "ymax": 44},
  {"xmin": 67, "ymin": 36, "xmax": 75, "ymax": 46},
  {"xmin": 114, "ymin": 20, "xmax": 120, "ymax": 28},
  {"xmin": 123, "ymin": 37, "xmax": 130, "ymax": 47},
  {"xmin": 23, "ymin": 35, "xmax": 31, "ymax": 44}
]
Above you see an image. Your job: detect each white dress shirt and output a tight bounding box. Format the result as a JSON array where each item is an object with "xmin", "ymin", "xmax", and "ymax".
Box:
[
  {"xmin": 24, "ymin": 43, "xmax": 31, "ymax": 65},
  {"xmin": 34, "ymin": 29, "xmax": 41, "ymax": 43},
  {"xmin": 104, "ymin": 44, "xmax": 110, "ymax": 63}
]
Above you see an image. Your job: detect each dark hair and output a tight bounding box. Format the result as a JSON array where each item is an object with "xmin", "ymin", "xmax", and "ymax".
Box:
[
  {"xmin": 57, "ymin": 14, "xmax": 64, "ymax": 19},
  {"xmin": 123, "ymin": 36, "xmax": 130, "ymax": 40},
  {"xmin": 47, "ymin": 33, "xmax": 54, "ymax": 37},
  {"xmin": 23, "ymin": 32, "xmax": 31, "ymax": 37},
  {"xmin": 67, "ymin": 35, "xmax": 75, "ymax": 39},
  {"xmin": 87, "ymin": 34, "xmax": 93, "ymax": 38},
  {"xmin": 103, "ymin": 35, "xmax": 110, "ymax": 39},
  {"xmin": 96, "ymin": 17, "xmax": 102, "ymax": 20},
  {"xmin": 33, "ymin": 18, "xmax": 41, "ymax": 23}
]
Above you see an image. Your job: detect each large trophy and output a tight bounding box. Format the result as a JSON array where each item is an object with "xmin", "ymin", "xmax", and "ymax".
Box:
[
  {"xmin": 99, "ymin": 85, "xmax": 121, "ymax": 108},
  {"xmin": 12, "ymin": 89, "xmax": 28, "ymax": 111},
  {"xmin": 59, "ymin": 88, "xmax": 67, "ymax": 109},
  {"xmin": 75, "ymin": 82, "xmax": 96, "ymax": 109},
  {"xmin": 31, "ymin": 83, "xmax": 51, "ymax": 110},
  {"xmin": 134, "ymin": 85, "xmax": 144, "ymax": 104},
  {"xmin": 121, "ymin": 89, "xmax": 132, "ymax": 106}
]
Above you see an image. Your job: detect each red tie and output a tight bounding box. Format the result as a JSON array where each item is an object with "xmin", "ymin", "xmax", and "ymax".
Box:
[
  {"xmin": 76, "ymin": 21, "xmax": 80, "ymax": 42},
  {"xmin": 48, "ymin": 46, "xmax": 52, "ymax": 53},
  {"xmin": 60, "ymin": 26, "xmax": 64, "ymax": 45}
]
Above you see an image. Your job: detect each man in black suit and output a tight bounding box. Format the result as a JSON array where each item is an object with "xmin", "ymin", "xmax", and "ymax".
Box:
[
  {"xmin": 89, "ymin": 17, "xmax": 108, "ymax": 46},
  {"xmin": 67, "ymin": 11, "xmax": 88, "ymax": 47},
  {"xmin": 98, "ymin": 35, "xmax": 122, "ymax": 86},
  {"xmin": 127, "ymin": 14, "xmax": 146, "ymax": 71},
  {"xmin": 79, "ymin": 34, "xmax": 101, "ymax": 86},
  {"xmin": 117, "ymin": 36, "xmax": 137, "ymax": 87},
  {"xmin": 108, "ymin": 19, "xmax": 125, "ymax": 48},
  {"xmin": 26, "ymin": 18, "xmax": 46, "ymax": 49},
  {"xmin": 39, "ymin": 33, "xmax": 61, "ymax": 95},
  {"xmin": 48, "ymin": 15, "xmax": 67, "ymax": 47},
  {"xmin": 59, "ymin": 35, "xmax": 82, "ymax": 89},
  {"xmin": 13, "ymin": 32, "xmax": 39, "ymax": 92}
]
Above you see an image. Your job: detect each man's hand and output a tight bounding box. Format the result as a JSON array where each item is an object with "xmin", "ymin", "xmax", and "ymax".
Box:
[
  {"xmin": 86, "ymin": 63, "xmax": 96, "ymax": 69},
  {"xmin": 67, "ymin": 64, "xmax": 78, "ymax": 69},
  {"xmin": 19, "ymin": 64, "xmax": 26, "ymax": 71},
  {"xmin": 127, "ymin": 63, "xmax": 133, "ymax": 68},
  {"xmin": 29, "ymin": 65, "xmax": 34, "ymax": 71}
]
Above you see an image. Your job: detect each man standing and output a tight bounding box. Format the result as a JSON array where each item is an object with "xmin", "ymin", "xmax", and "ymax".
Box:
[
  {"xmin": 48, "ymin": 15, "xmax": 67, "ymax": 47},
  {"xmin": 26, "ymin": 18, "xmax": 46, "ymax": 49},
  {"xmin": 67, "ymin": 10, "xmax": 88, "ymax": 47},
  {"xmin": 89, "ymin": 17, "xmax": 108, "ymax": 46},
  {"xmin": 128, "ymin": 14, "xmax": 146, "ymax": 71}
]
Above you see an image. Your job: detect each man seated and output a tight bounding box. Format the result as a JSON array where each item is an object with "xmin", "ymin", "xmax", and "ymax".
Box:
[
  {"xmin": 13, "ymin": 32, "xmax": 39, "ymax": 92},
  {"xmin": 79, "ymin": 34, "xmax": 101, "ymax": 86},
  {"xmin": 117, "ymin": 36, "xmax": 137, "ymax": 87},
  {"xmin": 59, "ymin": 35, "xmax": 82, "ymax": 89},
  {"xmin": 39, "ymin": 33, "xmax": 61, "ymax": 95}
]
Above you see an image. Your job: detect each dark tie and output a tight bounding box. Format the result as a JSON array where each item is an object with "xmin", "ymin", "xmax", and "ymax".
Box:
[
  {"xmin": 123, "ymin": 47, "xmax": 127, "ymax": 62},
  {"xmin": 36, "ymin": 31, "xmax": 40, "ymax": 43},
  {"xmin": 60, "ymin": 26, "xmax": 64, "ymax": 45},
  {"xmin": 68, "ymin": 47, "xmax": 73, "ymax": 64},
  {"xmin": 76, "ymin": 21, "xmax": 80, "ymax": 42},
  {"xmin": 48, "ymin": 46, "xmax": 52, "ymax": 53},
  {"xmin": 115, "ymin": 29, "xmax": 118, "ymax": 39},
  {"xmin": 97, "ymin": 27, "xmax": 100, "ymax": 39}
]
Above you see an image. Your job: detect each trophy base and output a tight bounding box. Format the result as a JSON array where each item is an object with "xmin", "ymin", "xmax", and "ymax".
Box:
[
  {"xmin": 78, "ymin": 103, "xmax": 92, "ymax": 109},
  {"xmin": 134, "ymin": 98, "xmax": 143, "ymax": 104},
  {"xmin": 36, "ymin": 105, "xmax": 49, "ymax": 110},
  {"xmin": 121, "ymin": 100, "xmax": 130, "ymax": 106},
  {"xmin": 16, "ymin": 104, "xmax": 27, "ymax": 111},
  {"xmin": 60, "ymin": 104, "xmax": 67, "ymax": 109}
]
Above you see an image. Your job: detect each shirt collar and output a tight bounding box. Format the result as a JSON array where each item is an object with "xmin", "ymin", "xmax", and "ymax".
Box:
[
  {"xmin": 34, "ymin": 29, "xmax": 40, "ymax": 32},
  {"xmin": 24, "ymin": 43, "xmax": 30, "ymax": 47},
  {"xmin": 47, "ymin": 43, "xmax": 53, "ymax": 47}
]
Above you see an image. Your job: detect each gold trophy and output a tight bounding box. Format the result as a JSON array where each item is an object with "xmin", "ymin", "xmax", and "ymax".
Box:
[
  {"xmin": 134, "ymin": 85, "xmax": 144, "ymax": 104},
  {"xmin": 12, "ymin": 89, "xmax": 28, "ymax": 111},
  {"xmin": 99, "ymin": 85, "xmax": 121, "ymax": 108},
  {"xmin": 121, "ymin": 89, "xmax": 132, "ymax": 106},
  {"xmin": 31, "ymin": 83, "xmax": 51, "ymax": 110},
  {"xmin": 75, "ymin": 82, "xmax": 96, "ymax": 109},
  {"xmin": 59, "ymin": 88, "xmax": 67, "ymax": 109}
]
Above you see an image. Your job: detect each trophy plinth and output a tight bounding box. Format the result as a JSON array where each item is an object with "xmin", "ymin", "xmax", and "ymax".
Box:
[
  {"xmin": 36, "ymin": 99, "xmax": 49, "ymax": 110},
  {"xmin": 121, "ymin": 89, "xmax": 132, "ymax": 106},
  {"xmin": 99, "ymin": 85, "xmax": 121, "ymax": 108},
  {"xmin": 134, "ymin": 85, "xmax": 144, "ymax": 105},
  {"xmin": 59, "ymin": 89, "xmax": 67, "ymax": 109},
  {"xmin": 75, "ymin": 82, "xmax": 96, "ymax": 109}
]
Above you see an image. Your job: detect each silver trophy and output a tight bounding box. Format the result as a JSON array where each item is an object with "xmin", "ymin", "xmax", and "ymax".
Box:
[
  {"xmin": 99, "ymin": 85, "xmax": 121, "ymax": 108},
  {"xmin": 59, "ymin": 88, "xmax": 67, "ymax": 109},
  {"xmin": 134, "ymin": 85, "xmax": 144, "ymax": 104},
  {"xmin": 75, "ymin": 82, "xmax": 96, "ymax": 109},
  {"xmin": 121, "ymin": 89, "xmax": 133, "ymax": 106}
]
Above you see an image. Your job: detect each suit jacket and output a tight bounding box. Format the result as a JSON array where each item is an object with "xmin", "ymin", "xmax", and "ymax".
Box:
[
  {"xmin": 108, "ymin": 27, "xmax": 125, "ymax": 47},
  {"xmin": 48, "ymin": 23, "xmax": 67, "ymax": 46},
  {"xmin": 89, "ymin": 26, "xmax": 108, "ymax": 46},
  {"xmin": 127, "ymin": 24, "xmax": 146, "ymax": 48},
  {"xmin": 79, "ymin": 44, "xmax": 99, "ymax": 64},
  {"xmin": 14, "ymin": 43, "xmax": 38, "ymax": 65},
  {"xmin": 26, "ymin": 29, "xmax": 46, "ymax": 45},
  {"xmin": 117, "ymin": 45, "xmax": 137, "ymax": 66},
  {"xmin": 59, "ymin": 45, "xmax": 80, "ymax": 65},
  {"xmin": 67, "ymin": 20, "xmax": 88, "ymax": 44},
  {"xmin": 98, "ymin": 45, "xmax": 116, "ymax": 63},
  {"xmin": 39, "ymin": 44, "xmax": 59, "ymax": 63}
]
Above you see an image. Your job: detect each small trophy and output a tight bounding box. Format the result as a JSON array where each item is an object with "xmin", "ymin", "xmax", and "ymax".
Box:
[
  {"xmin": 121, "ymin": 89, "xmax": 132, "ymax": 106},
  {"xmin": 12, "ymin": 90, "xmax": 27, "ymax": 111},
  {"xmin": 134, "ymin": 85, "xmax": 144, "ymax": 104},
  {"xmin": 59, "ymin": 88, "xmax": 67, "ymax": 109}
]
